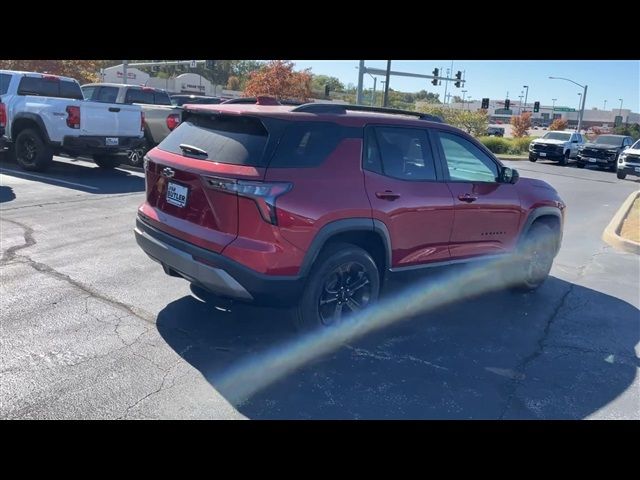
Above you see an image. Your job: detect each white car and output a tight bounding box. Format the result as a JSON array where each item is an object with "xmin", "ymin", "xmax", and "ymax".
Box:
[
  {"xmin": 528, "ymin": 131, "xmax": 584, "ymax": 166},
  {"xmin": 617, "ymin": 138, "xmax": 640, "ymax": 180}
]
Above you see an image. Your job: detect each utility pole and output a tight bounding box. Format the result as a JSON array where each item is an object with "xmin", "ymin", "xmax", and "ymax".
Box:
[
  {"xmin": 371, "ymin": 77, "xmax": 377, "ymax": 106},
  {"xmin": 523, "ymin": 85, "xmax": 529, "ymax": 112},
  {"xmin": 383, "ymin": 60, "xmax": 391, "ymax": 107},
  {"xmin": 356, "ymin": 60, "xmax": 365, "ymax": 105},
  {"xmin": 122, "ymin": 60, "xmax": 128, "ymax": 85},
  {"xmin": 603, "ymin": 99, "xmax": 607, "ymax": 110}
]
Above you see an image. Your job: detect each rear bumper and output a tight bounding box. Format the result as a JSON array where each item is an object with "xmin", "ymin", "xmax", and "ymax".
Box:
[
  {"xmin": 62, "ymin": 135, "xmax": 144, "ymax": 155},
  {"xmin": 134, "ymin": 216, "xmax": 304, "ymax": 306}
]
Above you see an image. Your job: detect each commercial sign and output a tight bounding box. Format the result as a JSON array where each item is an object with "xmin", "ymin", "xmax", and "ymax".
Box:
[{"xmin": 552, "ymin": 107, "xmax": 575, "ymax": 112}]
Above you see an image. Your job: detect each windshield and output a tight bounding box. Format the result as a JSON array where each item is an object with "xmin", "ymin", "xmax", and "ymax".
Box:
[
  {"xmin": 595, "ymin": 135, "xmax": 623, "ymax": 146},
  {"xmin": 631, "ymin": 139, "xmax": 640, "ymax": 150},
  {"xmin": 543, "ymin": 132, "xmax": 571, "ymax": 141}
]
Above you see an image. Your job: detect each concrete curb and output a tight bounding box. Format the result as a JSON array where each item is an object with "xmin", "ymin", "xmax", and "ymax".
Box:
[{"xmin": 602, "ymin": 190, "xmax": 640, "ymax": 255}]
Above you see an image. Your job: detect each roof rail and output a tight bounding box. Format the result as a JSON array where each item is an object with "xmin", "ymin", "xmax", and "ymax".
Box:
[
  {"xmin": 291, "ymin": 103, "xmax": 443, "ymax": 123},
  {"xmin": 220, "ymin": 96, "xmax": 305, "ymax": 106}
]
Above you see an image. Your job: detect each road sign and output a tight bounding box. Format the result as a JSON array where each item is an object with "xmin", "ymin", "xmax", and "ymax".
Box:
[
  {"xmin": 553, "ymin": 107, "xmax": 575, "ymax": 112},
  {"xmin": 190, "ymin": 60, "xmax": 197, "ymax": 68}
]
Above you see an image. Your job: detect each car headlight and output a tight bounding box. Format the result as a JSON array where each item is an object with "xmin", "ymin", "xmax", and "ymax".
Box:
[{"xmin": 619, "ymin": 153, "xmax": 627, "ymax": 162}]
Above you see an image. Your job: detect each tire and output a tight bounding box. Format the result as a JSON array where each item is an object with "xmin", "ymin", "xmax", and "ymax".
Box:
[
  {"xmin": 293, "ymin": 242, "xmax": 380, "ymax": 331},
  {"xmin": 529, "ymin": 155, "xmax": 537, "ymax": 163},
  {"xmin": 13, "ymin": 128, "xmax": 53, "ymax": 172},
  {"xmin": 511, "ymin": 223, "xmax": 557, "ymax": 292},
  {"xmin": 576, "ymin": 162, "xmax": 585, "ymax": 168},
  {"xmin": 93, "ymin": 154, "xmax": 121, "ymax": 169},
  {"xmin": 617, "ymin": 170, "xmax": 627, "ymax": 180},
  {"xmin": 559, "ymin": 150, "xmax": 570, "ymax": 166},
  {"xmin": 126, "ymin": 138, "xmax": 150, "ymax": 168}
]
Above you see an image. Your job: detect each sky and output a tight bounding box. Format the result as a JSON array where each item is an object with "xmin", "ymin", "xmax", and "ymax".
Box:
[{"xmin": 290, "ymin": 60, "xmax": 640, "ymax": 112}]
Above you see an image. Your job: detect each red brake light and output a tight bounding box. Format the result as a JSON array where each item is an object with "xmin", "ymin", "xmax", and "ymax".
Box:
[
  {"xmin": 203, "ymin": 176, "xmax": 292, "ymax": 225},
  {"xmin": 166, "ymin": 113, "xmax": 180, "ymax": 131},
  {"xmin": 0, "ymin": 103, "xmax": 6, "ymax": 128},
  {"xmin": 65, "ymin": 105, "xmax": 81, "ymax": 129}
]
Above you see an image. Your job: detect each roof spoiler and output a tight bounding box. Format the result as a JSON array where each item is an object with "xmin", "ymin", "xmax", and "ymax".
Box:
[{"xmin": 291, "ymin": 103, "xmax": 443, "ymax": 122}]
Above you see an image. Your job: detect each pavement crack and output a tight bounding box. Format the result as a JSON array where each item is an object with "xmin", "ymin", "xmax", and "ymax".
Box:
[
  {"xmin": 499, "ymin": 283, "xmax": 574, "ymax": 419},
  {"xmin": 117, "ymin": 360, "xmax": 180, "ymax": 419},
  {"xmin": 0, "ymin": 218, "xmax": 37, "ymax": 263}
]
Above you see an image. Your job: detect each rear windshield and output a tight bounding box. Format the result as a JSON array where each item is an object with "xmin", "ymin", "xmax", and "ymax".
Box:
[
  {"xmin": 17, "ymin": 76, "xmax": 83, "ymax": 100},
  {"xmin": 0, "ymin": 73, "xmax": 11, "ymax": 95},
  {"xmin": 157, "ymin": 114, "xmax": 269, "ymax": 166},
  {"xmin": 125, "ymin": 88, "xmax": 172, "ymax": 105}
]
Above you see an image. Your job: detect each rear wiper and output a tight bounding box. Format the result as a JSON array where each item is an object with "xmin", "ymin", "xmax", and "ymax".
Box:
[{"xmin": 178, "ymin": 144, "xmax": 208, "ymax": 157}]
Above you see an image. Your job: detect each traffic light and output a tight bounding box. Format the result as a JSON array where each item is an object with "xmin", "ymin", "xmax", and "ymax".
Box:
[
  {"xmin": 205, "ymin": 60, "xmax": 216, "ymax": 70},
  {"xmin": 454, "ymin": 71, "xmax": 462, "ymax": 88},
  {"xmin": 504, "ymin": 98, "xmax": 511, "ymax": 110},
  {"xmin": 481, "ymin": 98, "xmax": 489, "ymax": 109},
  {"xmin": 533, "ymin": 101, "xmax": 540, "ymax": 113},
  {"xmin": 431, "ymin": 68, "xmax": 439, "ymax": 86}
]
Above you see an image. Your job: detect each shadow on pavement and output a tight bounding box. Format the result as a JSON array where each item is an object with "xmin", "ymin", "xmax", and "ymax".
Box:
[
  {"xmin": 0, "ymin": 155, "xmax": 144, "ymax": 194},
  {"xmin": 0, "ymin": 185, "xmax": 16, "ymax": 203},
  {"xmin": 156, "ymin": 275, "xmax": 639, "ymax": 419}
]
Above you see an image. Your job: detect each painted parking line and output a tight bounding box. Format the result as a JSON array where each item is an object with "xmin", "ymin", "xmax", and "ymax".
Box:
[{"xmin": 0, "ymin": 168, "xmax": 100, "ymax": 191}]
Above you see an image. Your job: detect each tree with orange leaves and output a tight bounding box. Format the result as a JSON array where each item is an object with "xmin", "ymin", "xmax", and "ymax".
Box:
[{"xmin": 243, "ymin": 60, "xmax": 312, "ymax": 102}]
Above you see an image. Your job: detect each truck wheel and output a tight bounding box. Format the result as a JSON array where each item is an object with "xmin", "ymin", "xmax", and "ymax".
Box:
[
  {"xmin": 559, "ymin": 151, "xmax": 570, "ymax": 166},
  {"xmin": 576, "ymin": 162, "xmax": 585, "ymax": 168},
  {"xmin": 127, "ymin": 138, "xmax": 150, "ymax": 168},
  {"xmin": 293, "ymin": 243, "xmax": 380, "ymax": 332},
  {"xmin": 511, "ymin": 223, "xmax": 557, "ymax": 292},
  {"xmin": 93, "ymin": 154, "xmax": 121, "ymax": 169},
  {"xmin": 617, "ymin": 170, "xmax": 626, "ymax": 180},
  {"xmin": 529, "ymin": 155, "xmax": 537, "ymax": 163},
  {"xmin": 14, "ymin": 128, "xmax": 53, "ymax": 172}
]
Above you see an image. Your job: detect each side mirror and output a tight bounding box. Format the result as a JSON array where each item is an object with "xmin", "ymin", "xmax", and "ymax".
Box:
[{"xmin": 500, "ymin": 166, "xmax": 519, "ymax": 184}]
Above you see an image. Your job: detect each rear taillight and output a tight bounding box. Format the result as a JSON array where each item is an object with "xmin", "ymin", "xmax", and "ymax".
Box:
[
  {"xmin": 0, "ymin": 103, "xmax": 6, "ymax": 128},
  {"xmin": 65, "ymin": 105, "xmax": 80, "ymax": 129},
  {"xmin": 203, "ymin": 176, "xmax": 292, "ymax": 225},
  {"xmin": 166, "ymin": 113, "xmax": 180, "ymax": 131},
  {"xmin": 141, "ymin": 111, "xmax": 145, "ymax": 132}
]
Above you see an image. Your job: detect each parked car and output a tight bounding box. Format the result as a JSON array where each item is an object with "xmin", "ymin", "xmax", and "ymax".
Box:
[
  {"xmin": 528, "ymin": 131, "xmax": 584, "ymax": 165},
  {"xmin": 486, "ymin": 126, "xmax": 505, "ymax": 137},
  {"xmin": 135, "ymin": 101, "xmax": 565, "ymax": 330},
  {"xmin": 81, "ymin": 83, "xmax": 182, "ymax": 168},
  {"xmin": 576, "ymin": 134, "xmax": 635, "ymax": 171},
  {"xmin": 616, "ymin": 138, "xmax": 640, "ymax": 179},
  {"xmin": 0, "ymin": 70, "xmax": 144, "ymax": 171},
  {"xmin": 170, "ymin": 94, "xmax": 223, "ymax": 106}
]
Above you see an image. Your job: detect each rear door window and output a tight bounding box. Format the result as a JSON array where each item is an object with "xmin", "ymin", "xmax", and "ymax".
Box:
[
  {"xmin": 17, "ymin": 76, "xmax": 83, "ymax": 99},
  {"xmin": 372, "ymin": 126, "xmax": 437, "ymax": 181},
  {"xmin": 96, "ymin": 86, "xmax": 119, "ymax": 103},
  {"xmin": 153, "ymin": 90, "xmax": 172, "ymax": 105},
  {"xmin": 157, "ymin": 114, "xmax": 269, "ymax": 166}
]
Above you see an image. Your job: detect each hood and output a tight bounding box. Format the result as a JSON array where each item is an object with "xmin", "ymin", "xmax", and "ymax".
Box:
[
  {"xmin": 581, "ymin": 142, "xmax": 622, "ymax": 150},
  {"xmin": 622, "ymin": 148, "xmax": 640, "ymax": 156},
  {"xmin": 532, "ymin": 138, "xmax": 567, "ymax": 146}
]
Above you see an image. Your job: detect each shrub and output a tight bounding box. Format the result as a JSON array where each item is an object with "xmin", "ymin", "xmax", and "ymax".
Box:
[
  {"xmin": 479, "ymin": 136, "xmax": 511, "ymax": 154},
  {"xmin": 549, "ymin": 118, "xmax": 568, "ymax": 131},
  {"xmin": 511, "ymin": 136, "xmax": 533, "ymax": 153},
  {"xmin": 511, "ymin": 112, "xmax": 532, "ymax": 138}
]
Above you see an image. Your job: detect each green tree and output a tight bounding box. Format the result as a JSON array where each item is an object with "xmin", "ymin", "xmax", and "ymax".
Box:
[
  {"xmin": 311, "ymin": 74, "xmax": 344, "ymax": 93},
  {"xmin": 614, "ymin": 123, "xmax": 640, "ymax": 140},
  {"xmin": 415, "ymin": 104, "xmax": 489, "ymax": 137}
]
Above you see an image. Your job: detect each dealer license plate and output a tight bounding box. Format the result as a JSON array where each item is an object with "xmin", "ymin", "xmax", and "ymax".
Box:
[
  {"xmin": 106, "ymin": 137, "xmax": 119, "ymax": 146},
  {"xmin": 166, "ymin": 182, "xmax": 188, "ymax": 208}
]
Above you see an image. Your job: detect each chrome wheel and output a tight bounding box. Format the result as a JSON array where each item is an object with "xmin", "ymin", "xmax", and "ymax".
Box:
[{"xmin": 318, "ymin": 261, "xmax": 372, "ymax": 326}]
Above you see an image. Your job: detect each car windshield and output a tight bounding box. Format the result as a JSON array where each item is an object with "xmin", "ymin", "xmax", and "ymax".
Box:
[
  {"xmin": 543, "ymin": 132, "xmax": 571, "ymax": 141},
  {"xmin": 595, "ymin": 135, "xmax": 623, "ymax": 146},
  {"xmin": 631, "ymin": 139, "xmax": 640, "ymax": 149}
]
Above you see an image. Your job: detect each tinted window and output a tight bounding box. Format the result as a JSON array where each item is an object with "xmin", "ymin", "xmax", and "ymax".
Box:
[
  {"xmin": 1, "ymin": 73, "xmax": 11, "ymax": 95},
  {"xmin": 363, "ymin": 126, "xmax": 383, "ymax": 174},
  {"xmin": 17, "ymin": 77, "xmax": 83, "ymax": 99},
  {"xmin": 543, "ymin": 132, "xmax": 571, "ymax": 141},
  {"xmin": 269, "ymin": 122, "xmax": 344, "ymax": 168},
  {"xmin": 125, "ymin": 88, "xmax": 154, "ymax": 104},
  {"xmin": 595, "ymin": 135, "xmax": 623, "ymax": 146},
  {"xmin": 371, "ymin": 127, "xmax": 436, "ymax": 181},
  {"xmin": 96, "ymin": 86, "xmax": 118, "ymax": 103},
  {"xmin": 436, "ymin": 131, "xmax": 499, "ymax": 182},
  {"xmin": 153, "ymin": 90, "xmax": 172, "ymax": 105},
  {"xmin": 157, "ymin": 114, "xmax": 268, "ymax": 166}
]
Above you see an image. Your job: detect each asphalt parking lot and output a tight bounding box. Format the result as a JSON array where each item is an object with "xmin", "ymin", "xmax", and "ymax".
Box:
[{"xmin": 1, "ymin": 154, "xmax": 638, "ymax": 419}]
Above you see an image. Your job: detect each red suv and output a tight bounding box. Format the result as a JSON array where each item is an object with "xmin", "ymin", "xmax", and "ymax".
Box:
[{"xmin": 135, "ymin": 100, "xmax": 565, "ymax": 329}]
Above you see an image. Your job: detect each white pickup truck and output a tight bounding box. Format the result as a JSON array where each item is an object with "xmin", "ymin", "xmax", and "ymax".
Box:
[{"xmin": 0, "ymin": 70, "xmax": 144, "ymax": 171}]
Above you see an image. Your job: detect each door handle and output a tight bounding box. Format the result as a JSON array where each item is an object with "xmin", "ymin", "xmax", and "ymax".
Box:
[
  {"xmin": 457, "ymin": 193, "xmax": 478, "ymax": 203},
  {"xmin": 375, "ymin": 190, "xmax": 401, "ymax": 200}
]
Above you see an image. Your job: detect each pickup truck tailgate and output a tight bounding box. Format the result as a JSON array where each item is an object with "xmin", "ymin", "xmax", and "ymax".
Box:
[{"xmin": 80, "ymin": 102, "xmax": 142, "ymax": 137}]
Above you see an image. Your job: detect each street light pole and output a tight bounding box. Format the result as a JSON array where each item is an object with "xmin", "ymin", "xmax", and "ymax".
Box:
[
  {"xmin": 577, "ymin": 93, "xmax": 582, "ymax": 130},
  {"xmin": 552, "ymin": 98, "xmax": 557, "ymax": 110},
  {"xmin": 603, "ymin": 99, "xmax": 607, "ymax": 111},
  {"xmin": 518, "ymin": 92, "xmax": 523, "ymax": 114},
  {"xmin": 549, "ymin": 76, "xmax": 587, "ymax": 132},
  {"xmin": 523, "ymin": 85, "xmax": 529, "ymax": 112},
  {"xmin": 618, "ymin": 98, "xmax": 624, "ymax": 122}
]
